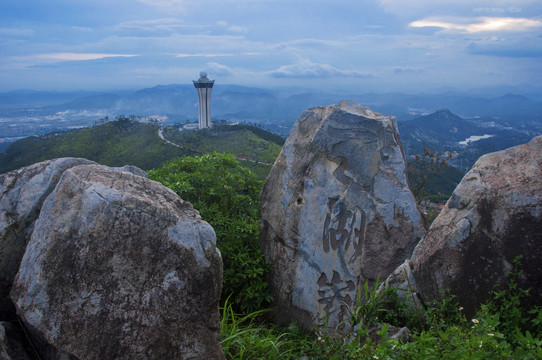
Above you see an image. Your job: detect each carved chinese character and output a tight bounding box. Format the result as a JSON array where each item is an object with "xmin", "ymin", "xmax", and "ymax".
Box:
[
  {"xmin": 317, "ymin": 271, "xmax": 355, "ymax": 323},
  {"xmin": 322, "ymin": 198, "xmax": 366, "ymax": 262}
]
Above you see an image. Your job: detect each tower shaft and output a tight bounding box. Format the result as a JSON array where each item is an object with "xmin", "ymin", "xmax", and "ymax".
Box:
[{"xmin": 193, "ymin": 73, "xmax": 215, "ymax": 129}]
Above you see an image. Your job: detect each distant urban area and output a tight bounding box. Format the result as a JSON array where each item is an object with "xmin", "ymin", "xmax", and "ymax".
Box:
[{"xmin": 1, "ymin": 84, "xmax": 541, "ymax": 171}]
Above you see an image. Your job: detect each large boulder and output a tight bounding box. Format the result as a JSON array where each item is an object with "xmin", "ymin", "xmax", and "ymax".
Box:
[
  {"xmin": 260, "ymin": 101, "xmax": 425, "ymax": 330},
  {"xmin": 0, "ymin": 158, "xmax": 95, "ymax": 320},
  {"xmin": 403, "ymin": 135, "xmax": 542, "ymax": 315},
  {"xmin": 5, "ymin": 161, "xmax": 224, "ymax": 359}
]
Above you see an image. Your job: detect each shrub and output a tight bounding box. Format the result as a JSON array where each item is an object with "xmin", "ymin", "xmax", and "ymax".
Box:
[{"xmin": 148, "ymin": 152, "xmax": 272, "ymax": 313}]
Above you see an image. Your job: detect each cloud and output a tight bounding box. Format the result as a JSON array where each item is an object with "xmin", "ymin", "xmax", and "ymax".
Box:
[
  {"xmin": 137, "ymin": 0, "xmax": 185, "ymax": 12},
  {"xmin": 83, "ymin": 32, "xmax": 262, "ymax": 59},
  {"xmin": 0, "ymin": 28, "xmax": 34, "ymax": 37},
  {"xmin": 176, "ymin": 53, "xmax": 235, "ymax": 58},
  {"xmin": 72, "ymin": 26, "xmax": 94, "ymax": 32},
  {"xmin": 115, "ymin": 18, "xmax": 198, "ymax": 33},
  {"xmin": 36, "ymin": 53, "xmax": 138, "ymax": 61},
  {"xmin": 378, "ymin": 0, "xmax": 537, "ymax": 14},
  {"xmin": 217, "ymin": 21, "xmax": 248, "ymax": 33},
  {"xmin": 394, "ymin": 67, "xmax": 424, "ymax": 74},
  {"xmin": 3, "ymin": 53, "xmax": 139, "ymax": 72},
  {"xmin": 274, "ymin": 38, "xmax": 343, "ymax": 51},
  {"xmin": 410, "ymin": 17, "xmax": 542, "ymax": 33},
  {"xmin": 468, "ymin": 42, "xmax": 542, "ymax": 57},
  {"xmin": 269, "ymin": 58, "xmax": 375, "ymax": 79},
  {"xmin": 472, "ymin": 7, "xmax": 523, "ymax": 13},
  {"xmin": 472, "ymin": 8, "xmax": 505, "ymax": 13},
  {"xmin": 176, "ymin": 51, "xmax": 261, "ymax": 58},
  {"xmin": 205, "ymin": 62, "xmax": 234, "ymax": 76}
]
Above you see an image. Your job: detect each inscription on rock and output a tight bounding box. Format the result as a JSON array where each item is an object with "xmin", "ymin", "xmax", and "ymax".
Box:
[
  {"xmin": 317, "ymin": 271, "xmax": 355, "ymax": 322},
  {"xmin": 322, "ymin": 198, "xmax": 366, "ymax": 262},
  {"xmin": 260, "ymin": 101, "xmax": 425, "ymax": 331}
]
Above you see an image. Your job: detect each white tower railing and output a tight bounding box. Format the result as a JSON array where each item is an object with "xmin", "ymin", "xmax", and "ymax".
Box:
[{"xmin": 193, "ymin": 71, "xmax": 215, "ymax": 129}]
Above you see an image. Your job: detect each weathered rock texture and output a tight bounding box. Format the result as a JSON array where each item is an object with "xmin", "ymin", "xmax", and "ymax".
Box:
[
  {"xmin": 261, "ymin": 101, "xmax": 425, "ymax": 330},
  {"xmin": 402, "ymin": 135, "xmax": 542, "ymax": 316},
  {"xmin": 0, "ymin": 158, "xmax": 95, "ymax": 320},
  {"xmin": 2, "ymin": 159, "xmax": 224, "ymax": 359}
]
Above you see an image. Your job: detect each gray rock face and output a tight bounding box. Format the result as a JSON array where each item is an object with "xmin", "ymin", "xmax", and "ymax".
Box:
[
  {"xmin": 112, "ymin": 165, "xmax": 149, "ymax": 178},
  {"xmin": 261, "ymin": 101, "xmax": 425, "ymax": 330},
  {"xmin": 4, "ymin": 161, "xmax": 224, "ymax": 359},
  {"xmin": 405, "ymin": 135, "xmax": 542, "ymax": 315},
  {"xmin": 0, "ymin": 158, "xmax": 95, "ymax": 320}
]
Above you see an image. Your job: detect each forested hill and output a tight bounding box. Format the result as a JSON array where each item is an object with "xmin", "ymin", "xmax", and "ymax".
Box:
[
  {"xmin": 0, "ymin": 117, "xmax": 193, "ymax": 173},
  {"xmin": 0, "ymin": 118, "xmax": 284, "ymax": 178}
]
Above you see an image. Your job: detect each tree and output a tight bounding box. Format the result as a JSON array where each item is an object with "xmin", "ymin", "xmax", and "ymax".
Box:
[
  {"xmin": 148, "ymin": 152, "xmax": 273, "ymax": 313},
  {"xmin": 407, "ymin": 148, "xmax": 452, "ymax": 203}
]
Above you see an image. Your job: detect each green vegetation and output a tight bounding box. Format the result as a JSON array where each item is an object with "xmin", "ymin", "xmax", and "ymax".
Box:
[
  {"xmin": 162, "ymin": 124, "xmax": 284, "ymax": 179},
  {"xmin": 220, "ymin": 299, "xmax": 308, "ymax": 359},
  {"xmin": 406, "ymin": 148, "xmax": 465, "ymax": 224},
  {"xmin": 409, "ymin": 161, "xmax": 464, "ymax": 201},
  {"xmin": 220, "ymin": 265, "xmax": 541, "ymax": 359},
  {"xmin": 406, "ymin": 148, "xmax": 455, "ymax": 202},
  {"xmin": 0, "ymin": 116, "xmax": 193, "ymax": 173},
  {"xmin": 8, "ymin": 113, "xmax": 536, "ymax": 358},
  {"xmin": 0, "ymin": 118, "xmax": 283, "ymax": 179},
  {"xmin": 148, "ymin": 152, "xmax": 272, "ymax": 313},
  {"xmin": 149, "ymin": 152, "xmax": 541, "ymax": 359}
]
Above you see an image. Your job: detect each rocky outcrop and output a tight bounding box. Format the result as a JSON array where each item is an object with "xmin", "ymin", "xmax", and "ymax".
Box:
[
  {"xmin": 1, "ymin": 159, "xmax": 224, "ymax": 359},
  {"xmin": 386, "ymin": 135, "xmax": 542, "ymax": 316},
  {"xmin": 0, "ymin": 158, "xmax": 95, "ymax": 320},
  {"xmin": 260, "ymin": 101, "xmax": 425, "ymax": 330}
]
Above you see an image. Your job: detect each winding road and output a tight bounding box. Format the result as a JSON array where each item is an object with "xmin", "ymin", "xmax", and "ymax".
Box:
[{"xmin": 157, "ymin": 127, "xmax": 273, "ymax": 166}]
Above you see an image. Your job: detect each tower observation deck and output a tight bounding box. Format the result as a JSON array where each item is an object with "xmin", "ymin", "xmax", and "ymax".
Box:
[{"xmin": 193, "ymin": 71, "xmax": 215, "ymax": 129}]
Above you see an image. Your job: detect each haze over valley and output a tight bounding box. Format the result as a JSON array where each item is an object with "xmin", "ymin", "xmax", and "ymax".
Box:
[
  {"xmin": 2, "ymin": 85, "xmax": 541, "ymax": 173},
  {"xmin": 2, "ymin": 0, "xmax": 541, "ymax": 167}
]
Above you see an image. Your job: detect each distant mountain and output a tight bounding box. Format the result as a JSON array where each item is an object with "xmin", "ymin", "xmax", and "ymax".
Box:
[
  {"xmin": 1, "ymin": 85, "xmax": 541, "ymax": 160},
  {"xmin": 398, "ymin": 109, "xmax": 538, "ymax": 171},
  {"xmin": 2, "ymin": 84, "xmax": 541, "ymax": 125},
  {"xmin": 0, "ymin": 89, "xmax": 99, "ymax": 109},
  {"xmin": 399, "ymin": 109, "xmax": 485, "ymax": 152}
]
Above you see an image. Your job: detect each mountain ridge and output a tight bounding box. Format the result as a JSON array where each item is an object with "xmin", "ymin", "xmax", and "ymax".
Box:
[
  {"xmin": 0, "ymin": 119, "xmax": 283, "ymax": 180},
  {"xmin": 398, "ymin": 108, "xmax": 539, "ymax": 171}
]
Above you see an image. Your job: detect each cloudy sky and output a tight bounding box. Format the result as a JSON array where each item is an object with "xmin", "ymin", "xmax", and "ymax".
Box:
[{"xmin": 1, "ymin": 0, "xmax": 541, "ymax": 93}]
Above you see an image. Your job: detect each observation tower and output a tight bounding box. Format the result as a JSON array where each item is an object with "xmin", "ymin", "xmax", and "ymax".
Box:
[{"xmin": 193, "ymin": 71, "xmax": 215, "ymax": 129}]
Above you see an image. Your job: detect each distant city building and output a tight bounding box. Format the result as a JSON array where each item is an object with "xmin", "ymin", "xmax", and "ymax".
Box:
[
  {"xmin": 181, "ymin": 123, "xmax": 199, "ymax": 131},
  {"xmin": 193, "ymin": 71, "xmax": 215, "ymax": 129}
]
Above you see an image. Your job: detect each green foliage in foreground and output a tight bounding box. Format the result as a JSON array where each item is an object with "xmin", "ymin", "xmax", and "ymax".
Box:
[
  {"xmin": 220, "ymin": 299, "xmax": 309, "ymax": 360},
  {"xmin": 148, "ymin": 152, "xmax": 272, "ymax": 313},
  {"xmin": 222, "ymin": 262, "xmax": 542, "ymax": 359},
  {"xmin": 146, "ymin": 149, "xmax": 541, "ymax": 359},
  {"xmin": 0, "ymin": 116, "xmax": 192, "ymax": 173}
]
